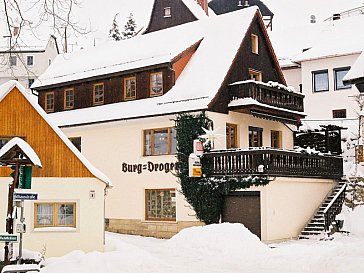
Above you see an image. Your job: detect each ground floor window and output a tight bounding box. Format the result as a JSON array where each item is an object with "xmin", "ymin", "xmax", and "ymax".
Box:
[
  {"xmin": 145, "ymin": 189, "xmax": 176, "ymax": 221},
  {"xmin": 249, "ymin": 126, "xmax": 263, "ymax": 147},
  {"xmin": 34, "ymin": 202, "xmax": 76, "ymax": 228}
]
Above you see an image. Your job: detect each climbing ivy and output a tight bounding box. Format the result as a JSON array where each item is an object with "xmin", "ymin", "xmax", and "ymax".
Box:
[{"xmin": 175, "ymin": 112, "xmax": 270, "ymax": 224}]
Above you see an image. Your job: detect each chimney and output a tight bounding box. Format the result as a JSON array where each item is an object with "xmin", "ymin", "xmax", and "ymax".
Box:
[
  {"xmin": 197, "ymin": 0, "xmax": 209, "ymax": 16},
  {"xmin": 13, "ymin": 26, "xmax": 19, "ymax": 37}
]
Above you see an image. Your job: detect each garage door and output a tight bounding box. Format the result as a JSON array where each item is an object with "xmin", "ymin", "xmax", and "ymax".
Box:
[{"xmin": 222, "ymin": 191, "xmax": 261, "ymax": 239}]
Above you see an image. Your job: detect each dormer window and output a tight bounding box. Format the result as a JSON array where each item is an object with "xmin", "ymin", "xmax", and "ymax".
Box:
[
  {"xmin": 164, "ymin": 7, "xmax": 171, "ymax": 18},
  {"xmin": 251, "ymin": 34, "xmax": 259, "ymax": 54},
  {"xmin": 150, "ymin": 72, "xmax": 163, "ymax": 96}
]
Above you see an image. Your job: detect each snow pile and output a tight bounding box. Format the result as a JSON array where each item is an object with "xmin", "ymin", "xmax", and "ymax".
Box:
[
  {"xmin": 337, "ymin": 205, "xmax": 364, "ymax": 236},
  {"xmin": 166, "ymin": 223, "xmax": 268, "ymax": 258}
]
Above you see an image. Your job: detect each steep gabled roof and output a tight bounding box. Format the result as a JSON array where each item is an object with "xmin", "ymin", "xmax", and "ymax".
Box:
[
  {"xmin": 0, "ymin": 80, "xmax": 111, "ymax": 186},
  {"xmin": 209, "ymin": 0, "xmax": 273, "ymax": 17},
  {"xmin": 38, "ymin": 8, "xmax": 278, "ymax": 128},
  {"xmin": 344, "ymin": 50, "xmax": 364, "ymax": 82},
  {"xmin": 0, "ymin": 33, "xmax": 59, "ymax": 53}
]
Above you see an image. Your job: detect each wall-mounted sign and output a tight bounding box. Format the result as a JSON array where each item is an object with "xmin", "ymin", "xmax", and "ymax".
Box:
[
  {"xmin": 122, "ymin": 161, "xmax": 178, "ymax": 174},
  {"xmin": 0, "ymin": 234, "xmax": 18, "ymax": 243},
  {"xmin": 193, "ymin": 139, "xmax": 204, "ymax": 157},
  {"xmin": 14, "ymin": 192, "xmax": 38, "ymax": 201},
  {"xmin": 189, "ymin": 153, "xmax": 202, "ymax": 177}
]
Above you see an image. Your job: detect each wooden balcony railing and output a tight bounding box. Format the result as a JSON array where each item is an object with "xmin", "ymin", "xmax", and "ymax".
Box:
[
  {"xmin": 229, "ymin": 81, "xmax": 305, "ymax": 112},
  {"xmin": 204, "ymin": 148, "xmax": 343, "ymax": 179}
]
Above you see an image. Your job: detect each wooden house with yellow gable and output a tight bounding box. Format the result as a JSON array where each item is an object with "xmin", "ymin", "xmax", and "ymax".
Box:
[{"xmin": 0, "ymin": 80, "xmax": 111, "ymax": 258}]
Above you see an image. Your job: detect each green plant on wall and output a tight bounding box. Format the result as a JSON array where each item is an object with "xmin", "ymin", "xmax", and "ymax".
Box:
[{"xmin": 175, "ymin": 112, "xmax": 270, "ymax": 224}]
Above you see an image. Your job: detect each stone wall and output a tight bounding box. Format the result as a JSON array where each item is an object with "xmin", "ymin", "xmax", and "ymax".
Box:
[{"xmin": 106, "ymin": 219, "xmax": 204, "ymax": 238}]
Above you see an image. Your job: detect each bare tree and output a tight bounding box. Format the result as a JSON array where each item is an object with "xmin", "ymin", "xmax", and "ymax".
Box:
[{"xmin": 0, "ymin": 0, "xmax": 89, "ymax": 85}]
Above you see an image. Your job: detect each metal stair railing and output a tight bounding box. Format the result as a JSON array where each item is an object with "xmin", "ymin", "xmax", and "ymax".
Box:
[{"xmin": 323, "ymin": 183, "xmax": 347, "ymax": 232}]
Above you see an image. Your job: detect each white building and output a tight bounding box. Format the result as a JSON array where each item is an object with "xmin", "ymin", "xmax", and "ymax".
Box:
[{"xmin": 0, "ymin": 31, "xmax": 59, "ymax": 89}]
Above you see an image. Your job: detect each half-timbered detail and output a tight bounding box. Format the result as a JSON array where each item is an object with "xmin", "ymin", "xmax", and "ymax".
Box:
[
  {"xmin": 0, "ymin": 81, "xmax": 111, "ymax": 258},
  {"xmin": 32, "ymin": 8, "xmax": 343, "ymax": 241}
]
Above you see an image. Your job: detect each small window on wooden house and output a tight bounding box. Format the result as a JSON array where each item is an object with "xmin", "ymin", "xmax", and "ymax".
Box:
[
  {"xmin": 150, "ymin": 72, "xmax": 163, "ymax": 96},
  {"xmin": 145, "ymin": 189, "xmax": 176, "ymax": 221},
  {"xmin": 164, "ymin": 7, "xmax": 171, "ymax": 18},
  {"xmin": 64, "ymin": 88, "xmax": 74, "ymax": 110},
  {"xmin": 226, "ymin": 123, "xmax": 238, "ymax": 149},
  {"xmin": 249, "ymin": 69, "xmax": 262, "ymax": 81},
  {"xmin": 249, "ymin": 126, "xmax": 263, "ymax": 147},
  {"xmin": 45, "ymin": 92, "xmax": 55, "ymax": 112},
  {"xmin": 124, "ymin": 77, "xmax": 136, "ymax": 100},
  {"xmin": 251, "ymin": 34, "xmax": 259, "ymax": 54},
  {"xmin": 271, "ymin": 130, "xmax": 282, "ymax": 148},
  {"xmin": 93, "ymin": 83, "xmax": 104, "ymax": 105},
  {"xmin": 332, "ymin": 109, "xmax": 346, "ymax": 119}
]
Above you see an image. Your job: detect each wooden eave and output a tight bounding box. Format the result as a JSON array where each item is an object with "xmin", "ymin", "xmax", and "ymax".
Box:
[
  {"xmin": 229, "ymin": 104, "xmax": 305, "ymax": 125},
  {"xmin": 34, "ymin": 62, "xmax": 172, "ymax": 91},
  {"xmin": 171, "ymin": 39, "xmax": 202, "ymax": 63},
  {"xmin": 207, "ymin": 10, "xmax": 287, "ymax": 110}
]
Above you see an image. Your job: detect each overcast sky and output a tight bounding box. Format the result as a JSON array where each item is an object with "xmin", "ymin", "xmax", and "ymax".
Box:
[{"xmin": 67, "ymin": 0, "xmax": 364, "ymax": 51}]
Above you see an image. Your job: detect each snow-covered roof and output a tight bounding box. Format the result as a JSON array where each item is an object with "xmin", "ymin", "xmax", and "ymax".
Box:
[
  {"xmin": 0, "ymin": 137, "xmax": 42, "ymax": 167},
  {"xmin": 291, "ymin": 15, "xmax": 364, "ymax": 62},
  {"xmin": 36, "ymin": 8, "xmax": 263, "ymax": 127},
  {"xmin": 32, "ymin": 21, "xmax": 206, "ymax": 88},
  {"xmin": 344, "ymin": 50, "xmax": 364, "ymax": 81},
  {"xmin": 0, "ymin": 80, "xmax": 112, "ymax": 186},
  {"xmin": 181, "ymin": 0, "xmax": 211, "ymax": 20},
  {"xmin": 0, "ymin": 31, "xmax": 56, "ymax": 53}
]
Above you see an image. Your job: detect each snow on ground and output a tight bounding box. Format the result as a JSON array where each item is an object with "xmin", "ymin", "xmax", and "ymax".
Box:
[{"xmin": 41, "ymin": 208, "xmax": 364, "ymax": 273}]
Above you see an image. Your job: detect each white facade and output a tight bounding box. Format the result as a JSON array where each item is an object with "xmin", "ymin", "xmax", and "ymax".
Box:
[
  {"xmin": 0, "ymin": 36, "xmax": 59, "ymax": 89},
  {"xmin": 282, "ymin": 53, "xmax": 361, "ymax": 119},
  {"xmin": 0, "ymin": 177, "xmax": 106, "ymax": 258}
]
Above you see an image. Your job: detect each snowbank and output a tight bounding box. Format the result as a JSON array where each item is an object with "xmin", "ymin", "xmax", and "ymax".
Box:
[
  {"xmin": 166, "ymin": 223, "xmax": 268, "ymax": 258},
  {"xmin": 337, "ymin": 205, "xmax": 364, "ymax": 236}
]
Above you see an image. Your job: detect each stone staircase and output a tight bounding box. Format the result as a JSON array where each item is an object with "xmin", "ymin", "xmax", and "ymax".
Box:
[{"xmin": 299, "ymin": 180, "xmax": 347, "ymax": 239}]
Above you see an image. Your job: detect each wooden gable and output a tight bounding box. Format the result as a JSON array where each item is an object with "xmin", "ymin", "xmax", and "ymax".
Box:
[
  {"xmin": 208, "ymin": 10, "xmax": 287, "ymax": 113},
  {"xmin": 0, "ymin": 87, "xmax": 94, "ymax": 178},
  {"xmin": 144, "ymin": 0, "xmax": 198, "ymax": 34}
]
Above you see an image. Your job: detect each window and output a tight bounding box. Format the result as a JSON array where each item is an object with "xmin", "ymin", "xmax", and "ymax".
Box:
[
  {"xmin": 64, "ymin": 88, "xmax": 74, "ymax": 110},
  {"xmin": 45, "ymin": 92, "xmax": 55, "ymax": 112},
  {"xmin": 312, "ymin": 70, "xmax": 329, "ymax": 92},
  {"xmin": 28, "ymin": 79, "xmax": 35, "ymax": 89},
  {"xmin": 249, "ymin": 126, "xmax": 263, "ymax": 147},
  {"xmin": 34, "ymin": 202, "xmax": 76, "ymax": 228},
  {"xmin": 93, "ymin": 83, "xmax": 104, "ymax": 105},
  {"xmin": 271, "ymin": 130, "xmax": 282, "ymax": 148},
  {"xmin": 9, "ymin": 55, "xmax": 17, "ymax": 66},
  {"xmin": 334, "ymin": 67, "xmax": 351, "ymax": 90},
  {"xmin": 164, "ymin": 7, "xmax": 171, "ymax": 17},
  {"xmin": 145, "ymin": 189, "xmax": 176, "ymax": 221},
  {"xmin": 27, "ymin": 55, "xmax": 34, "ymax": 66},
  {"xmin": 333, "ymin": 109, "xmax": 346, "ymax": 119},
  {"xmin": 124, "ymin": 77, "xmax": 136, "ymax": 100},
  {"xmin": 249, "ymin": 69, "xmax": 262, "ymax": 81},
  {"xmin": 69, "ymin": 137, "xmax": 81, "ymax": 152},
  {"xmin": 226, "ymin": 123, "xmax": 238, "ymax": 149},
  {"xmin": 150, "ymin": 72, "xmax": 163, "ymax": 96},
  {"xmin": 143, "ymin": 127, "xmax": 176, "ymax": 156},
  {"xmin": 251, "ymin": 34, "xmax": 258, "ymax": 54}
]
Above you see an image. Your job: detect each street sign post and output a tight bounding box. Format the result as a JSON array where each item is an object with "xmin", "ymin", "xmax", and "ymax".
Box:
[
  {"xmin": 0, "ymin": 234, "xmax": 18, "ymax": 243},
  {"xmin": 14, "ymin": 192, "xmax": 38, "ymax": 201}
]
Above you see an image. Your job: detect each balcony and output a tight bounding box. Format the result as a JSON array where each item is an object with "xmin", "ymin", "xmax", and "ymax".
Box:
[
  {"xmin": 204, "ymin": 148, "xmax": 343, "ymax": 180},
  {"xmin": 228, "ymin": 81, "xmax": 305, "ymax": 124}
]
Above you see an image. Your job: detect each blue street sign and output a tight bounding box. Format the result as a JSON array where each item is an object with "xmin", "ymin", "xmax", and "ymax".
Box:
[{"xmin": 14, "ymin": 192, "xmax": 38, "ymax": 201}]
